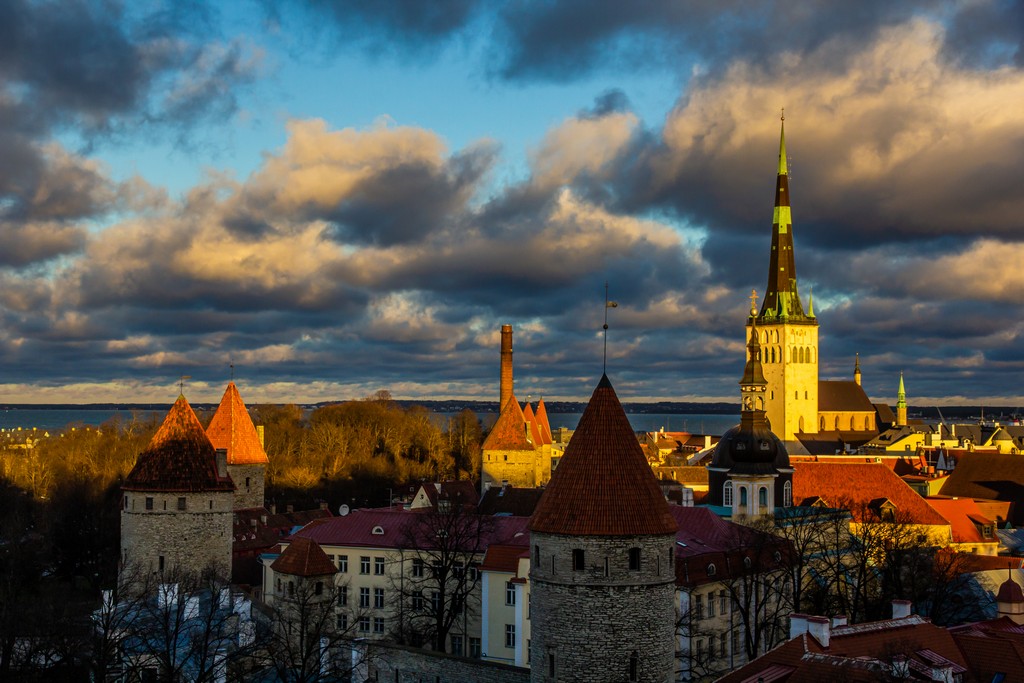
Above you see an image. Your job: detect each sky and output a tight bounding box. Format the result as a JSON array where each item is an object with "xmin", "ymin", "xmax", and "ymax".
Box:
[{"xmin": 2, "ymin": 0, "xmax": 1024, "ymax": 407}]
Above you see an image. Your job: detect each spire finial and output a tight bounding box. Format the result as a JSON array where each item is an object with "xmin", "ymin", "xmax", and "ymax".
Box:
[
  {"xmin": 807, "ymin": 286, "xmax": 815, "ymax": 317},
  {"xmin": 230, "ymin": 361, "xmax": 235, "ymax": 381},
  {"xmin": 178, "ymin": 375, "xmax": 191, "ymax": 396},
  {"xmin": 781, "ymin": 107, "xmax": 785, "ymax": 122},
  {"xmin": 749, "ymin": 288, "xmax": 759, "ymax": 317},
  {"xmin": 778, "ymin": 112, "xmax": 788, "ymax": 176},
  {"xmin": 603, "ymin": 282, "xmax": 618, "ymax": 373}
]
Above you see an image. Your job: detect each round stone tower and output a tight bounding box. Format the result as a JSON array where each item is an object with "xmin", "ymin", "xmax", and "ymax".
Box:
[
  {"xmin": 121, "ymin": 394, "xmax": 235, "ymax": 578},
  {"xmin": 529, "ymin": 375, "xmax": 678, "ymax": 683}
]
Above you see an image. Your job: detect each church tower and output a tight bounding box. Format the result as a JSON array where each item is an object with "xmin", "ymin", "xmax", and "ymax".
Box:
[
  {"xmin": 748, "ymin": 116, "xmax": 818, "ymax": 443},
  {"xmin": 529, "ymin": 375, "xmax": 677, "ymax": 683},
  {"xmin": 896, "ymin": 373, "xmax": 908, "ymax": 427}
]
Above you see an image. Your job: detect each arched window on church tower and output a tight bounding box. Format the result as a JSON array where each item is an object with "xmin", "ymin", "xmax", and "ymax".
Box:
[
  {"xmin": 783, "ymin": 481, "xmax": 792, "ymax": 507},
  {"xmin": 723, "ymin": 481, "xmax": 733, "ymax": 507},
  {"xmin": 820, "ymin": 417, "xmax": 826, "ymax": 431},
  {"xmin": 758, "ymin": 486, "xmax": 768, "ymax": 509},
  {"xmin": 739, "ymin": 486, "xmax": 748, "ymax": 511}
]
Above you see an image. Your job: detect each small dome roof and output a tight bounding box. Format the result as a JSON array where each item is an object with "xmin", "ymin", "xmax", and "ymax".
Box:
[
  {"xmin": 711, "ymin": 413, "xmax": 790, "ymax": 475},
  {"xmin": 997, "ymin": 576, "xmax": 1024, "ymax": 604}
]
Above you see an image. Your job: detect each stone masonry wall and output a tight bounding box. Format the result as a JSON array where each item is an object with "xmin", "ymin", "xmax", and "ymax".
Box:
[
  {"xmin": 227, "ymin": 463, "xmax": 265, "ymax": 509},
  {"xmin": 529, "ymin": 532, "xmax": 677, "ymax": 683},
  {"xmin": 121, "ymin": 489, "xmax": 233, "ymax": 578},
  {"xmin": 358, "ymin": 640, "xmax": 530, "ymax": 683}
]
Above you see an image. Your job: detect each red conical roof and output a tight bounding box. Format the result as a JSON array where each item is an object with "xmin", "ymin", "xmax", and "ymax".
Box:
[
  {"xmin": 482, "ymin": 394, "xmax": 535, "ymax": 451},
  {"xmin": 523, "ymin": 402, "xmax": 544, "ymax": 445},
  {"xmin": 530, "ymin": 375, "xmax": 677, "ymax": 536},
  {"xmin": 123, "ymin": 395, "xmax": 234, "ymax": 492},
  {"xmin": 271, "ymin": 537, "xmax": 338, "ymax": 577},
  {"xmin": 206, "ymin": 382, "xmax": 269, "ymax": 465},
  {"xmin": 535, "ymin": 398, "xmax": 553, "ymax": 445}
]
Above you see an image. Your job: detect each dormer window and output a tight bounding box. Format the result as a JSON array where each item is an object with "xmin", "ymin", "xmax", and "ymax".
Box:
[
  {"xmin": 372, "ymin": 526, "xmax": 384, "ymax": 535},
  {"xmin": 706, "ymin": 563, "xmax": 717, "ymax": 577}
]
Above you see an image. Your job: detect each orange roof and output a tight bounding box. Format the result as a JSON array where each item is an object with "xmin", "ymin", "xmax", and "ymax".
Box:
[
  {"xmin": 123, "ymin": 395, "xmax": 234, "ymax": 492},
  {"xmin": 482, "ymin": 394, "xmax": 534, "ymax": 451},
  {"xmin": 522, "ymin": 403, "xmax": 544, "ymax": 445},
  {"xmin": 271, "ymin": 537, "xmax": 338, "ymax": 577},
  {"xmin": 792, "ymin": 462, "xmax": 948, "ymax": 526},
  {"xmin": 206, "ymin": 382, "xmax": 269, "ymax": 465},
  {"xmin": 530, "ymin": 375, "xmax": 677, "ymax": 536},
  {"xmin": 535, "ymin": 399, "xmax": 553, "ymax": 445},
  {"xmin": 926, "ymin": 497, "xmax": 996, "ymax": 544}
]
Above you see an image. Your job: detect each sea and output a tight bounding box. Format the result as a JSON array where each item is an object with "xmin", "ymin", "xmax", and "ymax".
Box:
[{"xmin": 0, "ymin": 408, "xmax": 739, "ymax": 437}]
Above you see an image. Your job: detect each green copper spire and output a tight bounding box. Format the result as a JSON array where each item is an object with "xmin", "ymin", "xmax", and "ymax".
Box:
[
  {"xmin": 757, "ymin": 113, "xmax": 813, "ymax": 325},
  {"xmin": 897, "ymin": 372, "xmax": 907, "ymax": 409},
  {"xmin": 807, "ymin": 286, "xmax": 815, "ymax": 317}
]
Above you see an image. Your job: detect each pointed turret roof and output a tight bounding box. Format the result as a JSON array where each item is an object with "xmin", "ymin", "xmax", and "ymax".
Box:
[
  {"xmin": 897, "ymin": 373, "xmax": 907, "ymax": 409},
  {"xmin": 535, "ymin": 398, "xmax": 553, "ymax": 445},
  {"xmin": 530, "ymin": 375, "xmax": 677, "ymax": 536},
  {"xmin": 757, "ymin": 117, "xmax": 813, "ymax": 324},
  {"xmin": 482, "ymin": 395, "xmax": 535, "ymax": 451},
  {"xmin": 522, "ymin": 402, "xmax": 544, "ymax": 446},
  {"xmin": 740, "ymin": 325, "xmax": 767, "ymax": 387},
  {"xmin": 271, "ymin": 537, "xmax": 338, "ymax": 578},
  {"xmin": 123, "ymin": 395, "xmax": 234, "ymax": 492},
  {"xmin": 207, "ymin": 382, "xmax": 269, "ymax": 465}
]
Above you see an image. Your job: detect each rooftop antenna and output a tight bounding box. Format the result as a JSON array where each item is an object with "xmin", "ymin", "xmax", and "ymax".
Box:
[
  {"xmin": 603, "ymin": 282, "xmax": 618, "ymax": 373},
  {"xmin": 178, "ymin": 375, "xmax": 192, "ymax": 396}
]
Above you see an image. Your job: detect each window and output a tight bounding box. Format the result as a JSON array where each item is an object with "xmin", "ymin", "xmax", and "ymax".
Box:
[
  {"xmin": 412, "ymin": 558, "xmax": 424, "ymax": 577},
  {"xmin": 358, "ymin": 616, "xmax": 370, "ymax": 633},
  {"xmin": 708, "ymin": 634, "xmax": 716, "ymax": 661},
  {"xmin": 731, "ymin": 629, "xmax": 739, "ymax": 654},
  {"xmin": 505, "ymin": 624, "xmax": 516, "ymax": 648},
  {"xmin": 374, "ymin": 587, "xmax": 385, "ymax": 609},
  {"xmin": 707, "ymin": 591, "xmax": 715, "ymax": 618},
  {"xmin": 245, "ymin": 476, "xmax": 250, "ymax": 489},
  {"xmin": 739, "ymin": 486, "xmax": 748, "ymax": 508},
  {"xmin": 723, "ymin": 481, "xmax": 733, "ymax": 506},
  {"xmin": 719, "ymin": 590, "xmax": 727, "ymax": 615},
  {"xmin": 694, "ymin": 594, "xmax": 704, "ymax": 620},
  {"xmin": 373, "ymin": 617, "xmax": 385, "ymax": 634},
  {"xmin": 720, "ymin": 633, "xmax": 727, "ymax": 658},
  {"xmin": 287, "ymin": 581, "xmax": 294, "ymax": 597},
  {"xmin": 534, "ymin": 545, "xmax": 540, "ymax": 564},
  {"xmin": 374, "ymin": 557, "xmax": 385, "ymax": 575},
  {"xmin": 177, "ymin": 497, "xmax": 186, "ymax": 511},
  {"xmin": 549, "ymin": 653, "xmax": 556, "ymax": 677},
  {"xmin": 628, "ymin": 547, "xmax": 641, "ymax": 571},
  {"xmin": 696, "ymin": 638, "xmax": 704, "ymax": 663},
  {"xmin": 338, "ymin": 586, "xmax": 348, "ymax": 607},
  {"xmin": 706, "ymin": 563, "xmax": 716, "ymax": 577},
  {"xmin": 123, "ymin": 495, "xmax": 128, "ymax": 510},
  {"xmin": 506, "ymin": 581, "xmax": 516, "ymax": 606},
  {"xmin": 315, "ymin": 581, "xmax": 323, "ymax": 595},
  {"xmin": 572, "ymin": 549, "xmax": 584, "ymax": 571},
  {"xmin": 145, "ymin": 497, "xmax": 154, "ymax": 510},
  {"xmin": 411, "ymin": 591, "xmax": 423, "ymax": 611},
  {"xmin": 360, "ymin": 556, "xmax": 370, "ymax": 574},
  {"xmin": 431, "ymin": 591, "xmax": 440, "ymax": 612},
  {"xmin": 451, "ymin": 635, "xmax": 464, "ymax": 656},
  {"xmin": 758, "ymin": 486, "xmax": 768, "ymax": 508},
  {"xmin": 158, "ymin": 555, "xmax": 165, "ymax": 572},
  {"xmin": 359, "ymin": 587, "xmax": 370, "ymax": 608},
  {"xmin": 783, "ymin": 481, "xmax": 792, "ymax": 507},
  {"xmin": 338, "ymin": 555, "xmax": 348, "ymax": 573},
  {"xmin": 629, "ymin": 651, "xmax": 638, "ymax": 681},
  {"xmin": 470, "ymin": 638, "xmax": 481, "ymax": 658},
  {"xmin": 337, "ymin": 613, "xmax": 348, "ymax": 630}
]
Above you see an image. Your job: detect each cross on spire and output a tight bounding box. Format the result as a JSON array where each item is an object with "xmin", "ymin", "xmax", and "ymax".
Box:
[
  {"xmin": 603, "ymin": 282, "xmax": 618, "ymax": 373},
  {"xmin": 749, "ymin": 289, "xmax": 759, "ymax": 316},
  {"xmin": 178, "ymin": 375, "xmax": 192, "ymax": 396}
]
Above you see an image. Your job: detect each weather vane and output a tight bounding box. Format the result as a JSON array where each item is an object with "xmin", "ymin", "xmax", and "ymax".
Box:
[
  {"xmin": 178, "ymin": 375, "xmax": 192, "ymax": 395},
  {"xmin": 603, "ymin": 282, "xmax": 618, "ymax": 373}
]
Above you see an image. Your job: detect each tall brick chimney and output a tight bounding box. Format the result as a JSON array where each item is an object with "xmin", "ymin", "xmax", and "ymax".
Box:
[{"xmin": 500, "ymin": 324, "xmax": 513, "ymax": 410}]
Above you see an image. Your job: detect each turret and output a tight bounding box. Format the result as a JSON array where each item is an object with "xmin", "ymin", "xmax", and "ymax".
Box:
[
  {"xmin": 896, "ymin": 373, "xmax": 908, "ymax": 427},
  {"xmin": 854, "ymin": 353, "xmax": 862, "ymax": 386}
]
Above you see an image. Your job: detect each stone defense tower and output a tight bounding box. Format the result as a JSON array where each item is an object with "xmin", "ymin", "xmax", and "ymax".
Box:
[
  {"xmin": 206, "ymin": 381, "xmax": 269, "ymax": 510},
  {"xmin": 708, "ymin": 326, "xmax": 793, "ymax": 515},
  {"xmin": 749, "ymin": 116, "xmax": 819, "ymax": 443},
  {"xmin": 896, "ymin": 373, "xmax": 908, "ymax": 427},
  {"xmin": 500, "ymin": 323, "xmax": 514, "ymax": 410},
  {"xmin": 529, "ymin": 375, "xmax": 678, "ymax": 683},
  {"xmin": 121, "ymin": 394, "xmax": 235, "ymax": 577}
]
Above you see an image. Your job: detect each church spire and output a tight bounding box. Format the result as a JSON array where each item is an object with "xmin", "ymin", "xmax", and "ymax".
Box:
[
  {"xmin": 896, "ymin": 372, "xmax": 908, "ymax": 427},
  {"xmin": 758, "ymin": 114, "xmax": 811, "ymax": 323},
  {"xmin": 854, "ymin": 353, "xmax": 862, "ymax": 386}
]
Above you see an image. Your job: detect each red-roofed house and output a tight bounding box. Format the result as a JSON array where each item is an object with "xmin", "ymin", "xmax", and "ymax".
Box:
[{"xmin": 926, "ymin": 497, "xmax": 999, "ymax": 555}]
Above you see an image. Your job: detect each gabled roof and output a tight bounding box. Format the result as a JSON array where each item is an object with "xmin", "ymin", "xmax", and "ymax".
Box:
[
  {"xmin": 481, "ymin": 395, "xmax": 534, "ymax": 451},
  {"xmin": 477, "ymin": 485, "xmax": 544, "ymax": 517},
  {"xmin": 534, "ymin": 399, "xmax": 553, "ymax": 445},
  {"xmin": 926, "ymin": 497, "xmax": 997, "ymax": 544},
  {"xmin": 413, "ymin": 481, "xmax": 479, "ymax": 509},
  {"xmin": 818, "ymin": 380, "xmax": 876, "ymax": 412},
  {"xmin": 206, "ymin": 382, "xmax": 269, "ymax": 465},
  {"xmin": 123, "ymin": 395, "xmax": 234, "ymax": 492},
  {"xmin": 530, "ymin": 375, "xmax": 677, "ymax": 536},
  {"xmin": 522, "ymin": 402, "xmax": 544, "ymax": 445},
  {"xmin": 480, "ymin": 543, "xmax": 530, "ymax": 573},
  {"xmin": 792, "ymin": 462, "xmax": 947, "ymax": 526},
  {"xmin": 270, "ymin": 536, "xmax": 338, "ymax": 577},
  {"xmin": 939, "ymin": 452, "xmax": 1024, "ymax": 517}
]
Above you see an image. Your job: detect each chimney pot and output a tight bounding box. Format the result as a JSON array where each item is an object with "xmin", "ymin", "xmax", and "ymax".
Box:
[
  {"xmin": 831, "ymin": 615, "xmax": 847, "ymax": 628},
  {"xmin": 806, "ymin": 616, "xmax": 830, "ymax": 647},
  {"xmin": 789, "ymin": 613, "xmax": 809, "ymax": 639}
]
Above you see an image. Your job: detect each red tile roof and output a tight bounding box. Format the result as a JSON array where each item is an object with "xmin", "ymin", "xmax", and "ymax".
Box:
[
  {"xmin": 817, "ymin": 380, "xmax": 875, "ymax": 412},
  {"xmin": 415, "ymin": 481, "xmax": 479, "ymax": 509},
  {"xmin": 480, "ymin": 544, "xmax": 529, "ymax": 573},
  {"xmin": 270, "ymin": 536, "xmax": 338, "ymax": 577},
  {"xmin": 522, "ymin": 402, "xmax": 544, "ymax": 445},
  {"xmin": 481, "ymin": 394, "xmax": 534, "ymax": 451},
  {"xmin": 926, "ymin": 497, "xmax": 997, "ymax": 544},
  {"xmin": 123, "ymin": 395, "xmax": 234, "ymax": 492},
  {"xmin": 206, "ymin": 382, "xmax": 269, "ymax": 465},
  {"xmin": 530, "ymin": 375, "xmax": 677, "ymax": 536},
  {"xmin": 792, "ymin": 462, "xmax": 948, "ymax": 526}
]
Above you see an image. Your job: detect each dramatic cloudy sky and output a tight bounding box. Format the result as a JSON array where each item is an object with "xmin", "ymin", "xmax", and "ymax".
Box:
[{"xmin": 1, "ymin": 0, "xmax": 1023, "ymax": 406}]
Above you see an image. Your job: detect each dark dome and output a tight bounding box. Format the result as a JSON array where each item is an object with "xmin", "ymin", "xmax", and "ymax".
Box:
[{"xmin": 711, "ymin": 413, "xmax": 790, "ymax": 475}]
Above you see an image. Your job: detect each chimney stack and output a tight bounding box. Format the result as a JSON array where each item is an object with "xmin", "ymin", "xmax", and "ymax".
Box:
[
  {"xmin": 500, "ymin": 324, "xmax": 514, "ymax": 411},
  {"xmin": 789, "ymin": 613, "xmax": 808, "ymax": 639},
  {"xmin": 806, "ymin": 616, "xmax": 830, "ymax": 647},
  {"xmin": 892, "ymin": 599, "xmax": 912, "ymax": 619}
]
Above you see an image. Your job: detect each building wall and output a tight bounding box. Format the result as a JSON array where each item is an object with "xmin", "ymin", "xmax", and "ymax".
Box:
[
  {"xmin": 817, "ymin": 411, "xmax": 876, "ymax": 432},
  {"xmin": 750, "ymin": 323, "xmax": 818, "ymax": 440},
  {"xmin": 481, "ymin": 570, "xmax": 519, "ymax": 664},
  {"xmin": 482, "ymin": 448, "xmax": 543, "ymax": 490},
  {"xmin": 356, "ymin": 639, "xmax": 530, "ymax": 683},
  {"xmin": 121, "ymin": 489, "xmax": 233, "ymax": 577},
  {"xmin": 227, "ymin": 463, "xmax": 264, "ymax": 509},
  {"xmin": 529, "ymin": 532, "xmax": 676, "ymax": 683}
]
